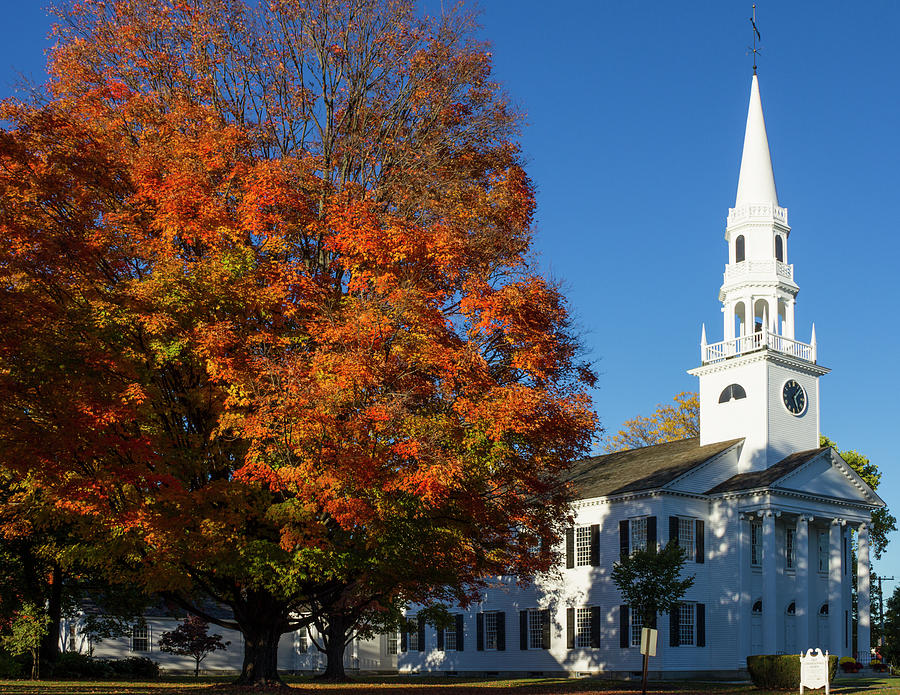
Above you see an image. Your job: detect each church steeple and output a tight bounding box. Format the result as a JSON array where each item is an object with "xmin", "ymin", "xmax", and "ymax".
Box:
[
  {"xmin": 735, "ymin": 75, "xmax": 778, "ymax": 207},
  {"xmin": 688, "ymin": 71, "xmax": 829, "ymax": 473}
]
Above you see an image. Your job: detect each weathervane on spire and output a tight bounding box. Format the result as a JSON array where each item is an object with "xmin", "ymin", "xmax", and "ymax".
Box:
[{"xmin": 749, "ymin": 4, "xmax": 762, "ymax": 74}]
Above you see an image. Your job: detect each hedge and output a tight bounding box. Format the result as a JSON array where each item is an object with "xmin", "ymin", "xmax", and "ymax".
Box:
[
  {"xmin": 747, "ymin": 654, "xmax": 839, "ymax": 690},
  {"xmin": 49, "ymin": 653, "xmax": 159, "ymax": 680}
]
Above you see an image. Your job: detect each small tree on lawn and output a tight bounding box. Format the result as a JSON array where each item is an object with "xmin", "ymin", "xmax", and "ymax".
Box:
[
  {"xmin": 158, "ymin": 616, "xmax": 230, "ymax": 677},
  {"xmin": 611, "ymin": 541, "xmax": 696, "ymax": 634},
  {"xmin": 1, "ymin": 602, "xmax": 50, "ymax": 679}
]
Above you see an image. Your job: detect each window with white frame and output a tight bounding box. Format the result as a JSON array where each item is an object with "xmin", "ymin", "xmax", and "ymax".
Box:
[
  {"xmin": 485, "ymin": 611, "xmax": 498, "ymax": 650},
  {"xmin": 575, "ymin": 608, "xmax": 592, "ymax": 648},
  {"xmin": 630, "ymin": 517, "xmax": 648, "ymax": 553},
  {"xmin": 785, "ymin": 528, "xmax": 795, "ymax": 570},
  {"xmin": 444, "ymin": 624, "xmax": 457, "ymax": 651},
  {"xmin": 297, "ymin": 631, "xmax": 308, "ymax": 653},
  {"xmin": 576, "ymin": 526, "xmax": 591, "ymax": 566},
  {"xmin": 387, "ymin": 632, "xmax": 398, "ymax": 655},
  {"xmin": 408, "ymin": 617, "xmax": 419, "ymax": 651},
  {"xmin": 678, "ymin": 518, "xmax": 694, "ymax": 554},
  {"xmin": 630, "ymin": 611, "xmax": 643, "ymax": 647},
  {"xmin": 527, "ymin": 609, "xmax": 543, "ymax": 649},
  {"xmin": 751, "ymin": 522, "xmax": 762, "ymax": 566},
  {"xmin": 817, "ymin": 531, "xmax": 828, "ymax": 573},
  {"xmin": 679, "ymin": 603, "xmax": 695, "ymax": 646},
  {"xmin": 131, "ymin": 624, "xmax": 150, "ymax": 652}
]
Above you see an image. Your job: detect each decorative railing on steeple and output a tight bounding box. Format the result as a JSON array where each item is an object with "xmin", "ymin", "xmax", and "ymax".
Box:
[{"xmin": 701, "ymin": 324, "xmax": 817, "ymax": 365}]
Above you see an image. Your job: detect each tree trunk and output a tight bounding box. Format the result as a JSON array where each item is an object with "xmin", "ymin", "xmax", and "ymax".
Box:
[
  {"xmin": 317, "ymin": 612, "xmax": 351, "ymax": 682},
  {"xmin": 194, "ymin": 656, "xmax": 199, "ymax": 677},
  {"xmin": 40, "ymin": 563, "xmax": 63, "ymax": 667},
  {"xmin": 30, "ymin": 648, "xmax": 39, "ymax": 680},
  {"xmin": 232, "ymin": 592, "xmax": 289, "ymax": 688}
]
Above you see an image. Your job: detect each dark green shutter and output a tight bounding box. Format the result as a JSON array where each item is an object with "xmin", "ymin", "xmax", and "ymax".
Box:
[
  {"xmin": 619, "ymin": 605, "xmax": 629, "ymax": 648},
  {"xmin": 456, "ymin": 614, "xmax": 464, "ymax": 651},
  {"xmin": 590, "ymin": 524, "xmax": 600, "ymax": 566},
  {"xmin": 541, "ymin": 609, "xmax": 551, "ymax": 649},
  {"xmin": 476, "ymin": 613, "xmax": 484, "ymax": 651},
  {"xmin": 619, "ymin": 520, "xmax": 629, "ymax": 558},
  {"xmin": 400, "ymin": 629, "xmax": 407, "ymax": 652},
  {"xmin": 670, "ymin": 605, "xmax": 680, "ymax": 647},
  {"xmin": 697, "ymin": 604, "xmax": 705, "ymax": 647},
  {"xmin": 417, "ymin": 613, "xmax": 425, "ymax": 652},
  {"xmin": 566, "ymin": 527, "xmax": 575, "ymax": 568},
  {"xmin": 669, "ymin": 516, "xmax": 679, "ymax": 546},
  {"xmin": 647, "ymin": 516, "xmax": 657, "ymax": 549},
  {"xmin": 437, "ymin": 622, "xmax": 444, "ymax": 651},
  {"xmin": 590, "ymin": 607, "xmax": 602, "ymax": 648},
  {"xmin": 566, "ymin": 607, "xmax": 575, "ymax": 649},
  {"xmin": 519, "ymin": 611, "xmax": 528, "ymax": 650},
  {"xmin": 696, "ymin": 520, "xmax": 705, "ymax": 563},
  {"xmin": 496, "ymin": 612, "xmax": 506, "ymax": 651}
]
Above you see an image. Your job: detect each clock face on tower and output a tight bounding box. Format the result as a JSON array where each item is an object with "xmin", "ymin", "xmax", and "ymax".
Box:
[{"xmin": 782, "ymin": 379, "xmax": 807, "ymax": 415}]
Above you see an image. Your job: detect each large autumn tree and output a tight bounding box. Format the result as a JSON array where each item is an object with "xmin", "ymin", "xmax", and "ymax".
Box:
[{"xmin": 0, "ymin": 0, "xmax": 596, "ymax": 685}]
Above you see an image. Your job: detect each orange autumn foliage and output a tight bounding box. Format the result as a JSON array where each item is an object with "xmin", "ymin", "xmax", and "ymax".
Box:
[{"xmin": 0, "ymin": 0, "xmax": 597, "ymax": 684}]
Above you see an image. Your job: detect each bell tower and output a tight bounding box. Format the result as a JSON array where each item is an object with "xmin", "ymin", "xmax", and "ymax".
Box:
[{"xmin": 688, "ymin": 74, "xmax": 829, "ymax": 473}]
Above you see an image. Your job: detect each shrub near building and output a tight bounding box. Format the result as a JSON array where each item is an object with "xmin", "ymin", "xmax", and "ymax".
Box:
[{"xmin": 746, "ymin": 654, "xmax": 838, "ymax": 689}]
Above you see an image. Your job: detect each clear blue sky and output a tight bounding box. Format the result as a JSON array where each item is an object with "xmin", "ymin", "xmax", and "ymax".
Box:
[{"xmin": 3, "ymin": 4, "xmax": 899, "ymax": 588}]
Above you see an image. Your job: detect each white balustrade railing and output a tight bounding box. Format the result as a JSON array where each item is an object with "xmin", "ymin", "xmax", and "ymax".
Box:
[
  {"xmin": 702, "ymin": 328, "xmax": 815, "ymax": 364},
  {"xmin": 723, "ymin": 259, "xmax": 794, "ymax": 283},
  {"xmin": 727, "ymin": 203, "xmax": 789, "ymax": 225}
]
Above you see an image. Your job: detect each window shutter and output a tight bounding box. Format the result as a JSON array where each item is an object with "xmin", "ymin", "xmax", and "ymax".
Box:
[
  {"xmin": 697, "ymin": 604, "xmax": 706, "ymax": 647},
  {"xmin": 619, "ymin": 520, "xmax": 629, "ymax": 559},
  {"xmin": 696, "ymin": 520, "xmax": 705, "ymax": 563},
  {"xmin": 590, "ymin": 524, "xmax": 600, "ymax": 566},
  {"xmin": 541, "ymin": 609, "xmax": 551, "ymax": 649},
  {"xmin": 669, "ymin": 516, "xmax": 679, "ymax": 546},
  {"xmin": 647, "ymin": 516, "xmax": 657, "ymax": 549},
  {"xmin": 437, "ymin": 623, "xmax": 444, "ymax": 651},
  {"xmin": 619, "ymin": 605, "xmax": 629, "ymax": 648},
  {"xmin": 476, "ymin": 613, "xmax": 484, "ymax": 651},
  {"xmin": 417, "ymin": 613, "xmax": 426, "ymax": 652},
  {"xmin": 456, "ymin": 614, "xmax": 464, "ymax": 652},
  {"xmin": 649, "ymin": 612, "xmax": 657, "ymax": 629},
  {"xmin": 591, "ymin": 607, "xmax": 602, "ymax": 648},
  {"xmin": 496, "ymin": 612, "xmax": 506, "ymax": 651},
  {"xmin": 566, "ymin": 607, "xmax": 575, "ymax": 649},
  {"xmin": 670, "ymin": 605, "xmax": 681, "ymax": 647},
  {"xmin": 566, "ymin": 527, "xmax": 575, "ymax": 568},
  {"xmin": 401, "ymin": 629, "xmax": 408, "ymax": 653},
  {"xmin": 519, "ymin": 611, "xmax": 528, "ymax": 650}
]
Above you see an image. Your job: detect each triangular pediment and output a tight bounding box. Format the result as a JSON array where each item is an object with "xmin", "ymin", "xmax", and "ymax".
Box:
[{"xmin": 775, "ymin": 449, "xmax": 883, "ymax": 506}]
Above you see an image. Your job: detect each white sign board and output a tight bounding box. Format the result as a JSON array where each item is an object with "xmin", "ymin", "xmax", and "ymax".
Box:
[
  {"xmin": 799, "ymin": 648, "xmax": 829, "ymax": 695},
  {"xmin": 640, "ymin": 627, "xmax": 657, "ymax": 657}
]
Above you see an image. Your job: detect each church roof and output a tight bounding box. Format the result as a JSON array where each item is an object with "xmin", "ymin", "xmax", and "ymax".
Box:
[
  {"xmin": 735, "ymin": 74, "xmax": 779, "ymax": 207},
  {"xmin": 704, "ymin": 446, "xmax": 829, "ymax": 495},
  {"xmin": 566, "ymin": 437, "xmax": 742, "ymax": 499}
]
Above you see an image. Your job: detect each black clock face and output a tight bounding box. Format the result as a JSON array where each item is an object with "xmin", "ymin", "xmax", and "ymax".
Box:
[{"xmin": 782, "ymin": 379, "xmax": 806, "ymax": 415}]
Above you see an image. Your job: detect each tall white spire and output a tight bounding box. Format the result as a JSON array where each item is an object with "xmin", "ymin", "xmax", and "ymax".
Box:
[{"xmin": 735, "ymin": 74, "xmax": 778, "ymax": 207}]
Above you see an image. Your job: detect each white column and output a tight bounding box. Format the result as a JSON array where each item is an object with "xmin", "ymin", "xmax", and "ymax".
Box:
[
  {"xmin": 858, "ymin": 524, "xmax": 871, "ymax": 662},
  {"xmin": 763, "ymin": 511, "xmax": 778, "ymax": 652},
  {"xmin": 829, "ymin": 519, "xmax": 845, "ymax": 656},
  {"xmin": 738, "ymin": 514, "xmax": 751, "ymax": 665},
  {"xmin": 796, "ymin": 516, "xmax": 811, "ymax": 652},
  {"xmin": 786, "ymin": 299, "xmax": 796, "ymax": 339}
]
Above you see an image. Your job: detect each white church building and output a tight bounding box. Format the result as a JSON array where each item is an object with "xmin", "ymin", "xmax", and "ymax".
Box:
[{"xmin": 396, "ymin": 72, "xmax": 884, "ymax": 677}]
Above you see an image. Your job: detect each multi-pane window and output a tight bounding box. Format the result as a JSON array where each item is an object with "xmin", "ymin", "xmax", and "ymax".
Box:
[
  {"xmin": 576, "ymin": 526, "xmax": 591, "ymax": 566},
  {"xmin": 575, "ymin": 608, "xmax": 592, "ymax": 648},
  {"xmin": 387, "ymin": 632, "xmax": 398, "ymax": 655},
  {"xmin": 131, "ymin": 624, "xmax": 150, "ymax": 652},
  {"xmin": 527, "ymin": 609, "xmax": 543, "ymax": 649},
  {"xmin": 679, "ymin": 603, "xmax": 695, "ymax": 646},
  {"xmin": 297, "ymin": 632, "xmax": 308, "ymax": 653},
  {"xmin": 678, "ymin": 518, "xmax": 694, "ymax": 554},
  {"xmin": 817, "ymin": 531, "xmax": 828, "ymax": 573},
  {"xmin": 630, "ymin": 517, "xmax": 648, "ymax": 553},
  {"xmin": 785, "ymin": 528, "xmax": 795, "ymax": 570},
  {"xmin": 485, "ymin": 612, "xmax": 498, "ymax": 650},
  {"xmin": 750, "ymin": 522, "xmax": 762, "ymax": 566},
  {"xmin": 408, "ymin": 617, "xmax": 419, "ymax": 651},
  {"xmin": 444, "ymin": 625, "xmax": 457, "ymax": 651},
  {"xmin": 630, "ymin": 611, "xmax": 643, "ymax": 647}
]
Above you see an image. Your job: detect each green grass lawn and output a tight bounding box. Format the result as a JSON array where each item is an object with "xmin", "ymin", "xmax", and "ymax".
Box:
[{"xmin": 0, "ymin": 675, "xmax": 898, "ymax": 695}]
